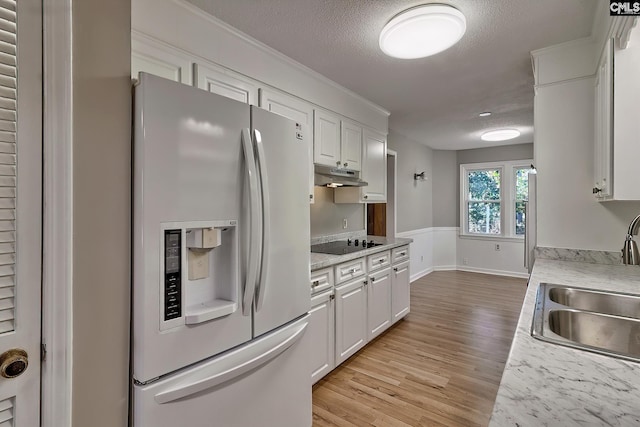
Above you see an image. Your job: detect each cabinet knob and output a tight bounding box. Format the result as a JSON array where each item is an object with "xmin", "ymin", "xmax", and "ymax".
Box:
[
  {"xmin": 393, "ymin": 267, "xmax": 398, "ymax": 272},
  {"xmin": 364, "ymin": 195, "xmax": 368, "ymax": 199},
  {"xmin": 363, "ymin": 280, "xmax": 368, "ymax": 285},
  {"xmin": 312, "ymin": 280, "xmax": 320, "ymax": 287},
  {"xmin": 336, "ymin": 161, "xmax": 341, "ymax": 166},
  {"xmin": 379, "ymin": 259, "xmax": 384, "ymax": 264},
  {"xmin": 343, "ymin": 162, "xmax": 348, "ymax": 167},
  {"xmin": 371, "ymin": 277, "xmax": 376, "ymax": 282},
  {"xmin": 592, "ymin": 187, "xmax": 602, "ymax": 194},
  {"xmin": 309, "ymin": 194, "xmax": 313, "ymax": 200}
]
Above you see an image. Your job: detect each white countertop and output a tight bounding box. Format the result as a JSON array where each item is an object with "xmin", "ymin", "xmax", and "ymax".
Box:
[
  {"xmin": 310, "ymin": 236, "xmax": 412, "ymax": 271},
  {"xmin": 490, "ymin": 259, "xmax": 640, "ymax": 426}
]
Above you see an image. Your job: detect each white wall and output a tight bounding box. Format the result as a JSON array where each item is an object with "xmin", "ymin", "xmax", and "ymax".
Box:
[{"xmin": 457, "ymin": 238, "xmax": 527, "ymax": 278}]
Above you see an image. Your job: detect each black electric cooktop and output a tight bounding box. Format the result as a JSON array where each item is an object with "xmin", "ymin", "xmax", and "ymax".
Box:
[{"xmin": 311, "ymin": 239, "xmax": 383, "ymax": 255}]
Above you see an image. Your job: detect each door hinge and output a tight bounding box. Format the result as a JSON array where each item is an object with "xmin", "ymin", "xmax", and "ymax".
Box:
[{"xmin": 41, "ymin": 343, "xmax": 47, "ymax": 362}]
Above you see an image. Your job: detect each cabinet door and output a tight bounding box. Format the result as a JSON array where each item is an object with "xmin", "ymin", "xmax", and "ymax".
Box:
[
  {"xmin": 313, "ymin": 109, "xmax": 341, "ymax": 168},
  {"xmin": 132, "ymin": 32, "xmax": 193, "ymax": 85},
  {"xmin": 335, "ymin": 278, "xmax": 368, "ymax": 365},
  {"xmin": 260, "ymin": 89, "xmax": 315, "ymax": 203},
  {"xmin": 194, "ymin": 63, "xmax": 258, "ymax": 105},
  {"xmin": 367, "ymin": 267, "xmax": 392, "ymax": 340},
  {"xmin": 362, "ymin": 129, "xmax": 387, "ymax": 202},
  {"xmin": 340, "ymin": 120, "xmax": 362, "ymax": 171},
  {"xmin": 593, "ymin": 38, "xmax": 613, "ymax": 200},
  {"xmin": 391, "ymin": 261, "xmax": 410, "ymax": 323},
  {"xmin": 309, "ymin": 290, "xmax": 335, "ymax": 384}
]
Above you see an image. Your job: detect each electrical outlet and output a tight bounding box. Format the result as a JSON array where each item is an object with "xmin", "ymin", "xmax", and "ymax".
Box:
[
  {"xmin": 463, "ymin": 257, "xmax": 468, "ymax": 265},
  {"xmin": 342, "ymin": 218, "xmax": 348, "ymax": 229},
  {"xmin": 495, "ymin": 244, "xmax": 501, "ymax": 251}
]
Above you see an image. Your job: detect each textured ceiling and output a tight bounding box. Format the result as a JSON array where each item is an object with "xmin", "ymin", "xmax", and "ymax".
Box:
[{"xmin": 186, "ymin": 0, "xmax": 597, "ymax": 150}]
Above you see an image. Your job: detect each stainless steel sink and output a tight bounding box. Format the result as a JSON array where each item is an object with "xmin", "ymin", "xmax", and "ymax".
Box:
[
  {"xmin": 532, "ymin": 283, "xmax": 640, "ymax": 362},
  {"xmin": 549, "ymin": 287, "xmax": 640, "ymax": 319}
]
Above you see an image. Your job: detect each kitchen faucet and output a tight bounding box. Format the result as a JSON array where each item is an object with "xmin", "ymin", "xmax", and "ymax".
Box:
[{"xmin": 622, "ymin": 214, "xmax": 640, "ymax": 265}]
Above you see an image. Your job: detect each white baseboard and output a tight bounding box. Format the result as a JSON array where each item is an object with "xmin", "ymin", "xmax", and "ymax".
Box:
[
  {"xmin": 456, "ymin": 266, "xmax": 529, "ymax": 279},
  {"xmin": 410, "ymin": 267, "xmax": 433, "ymax": 283},
  {"xmin": 433, "ymin": 265, "xmax": 457, "ymax": 271}
]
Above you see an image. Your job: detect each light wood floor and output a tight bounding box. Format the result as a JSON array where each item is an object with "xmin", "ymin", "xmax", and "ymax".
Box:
[{"xmin": 312, "ymin": 270, "xmax": 527, "ymax": 427}]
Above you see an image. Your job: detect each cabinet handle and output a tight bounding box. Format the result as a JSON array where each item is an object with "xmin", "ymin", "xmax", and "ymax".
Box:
[
  {"xmin": 309, "ymin": 194, "xmax": 313, "ymax": 200},
  {"xmin": 329, "ymin": 294, "xmax": 335, "ymax": 301},
  {"xmin": 363, "ymin": 280, "xmax": 368, "ymax": 285},
  {"xmin": 378, "ymin": 259, "xmax": 384, "ymax": 264},
  {"xmin": 393, "ymin": 267, "xmax": 398, "ymax": 272},
  {"xmin": 592, "ymin": 187, "xmax": 602, "ymax": 194},
  {"xmin": 312, "ymin": 280, "xmax": 320, "ymax": 287},
  {"xmin": 336, "ymin": 160, "xmax": 341, "ymax": 166},
  {"xmin": 371, "ymin": 277, "xmax": 376, "ymax": 282},
  {"xmin": 364, "ymin": 195, "xmax": 368, "ymax": 199},
  {"xmin": 343, "ymin": 162, "xmax": 348, "ymax": 167},
  {"xmin": 399, "ymin": 252, "xmax": 406, "ymax": 256}
]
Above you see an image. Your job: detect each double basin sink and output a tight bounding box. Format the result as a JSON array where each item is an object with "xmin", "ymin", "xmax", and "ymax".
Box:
[{"xmin": 532, "ymin": 283, "xmax": 640, "ymax": 362}]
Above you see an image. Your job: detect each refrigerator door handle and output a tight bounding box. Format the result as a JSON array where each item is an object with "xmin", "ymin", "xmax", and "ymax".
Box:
[
  {"xmin": 253, "ymin": 129, "xmax": 271, "ymax": 312},
  {"xmin": 153, "ymin": 320, "xmax": 308, "ymax": 404},
  {"xmin": 242, "ymin": 128, "xmax": 262, "ymax": 316}
]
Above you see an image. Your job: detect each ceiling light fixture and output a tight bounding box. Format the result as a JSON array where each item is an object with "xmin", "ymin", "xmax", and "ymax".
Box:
[
  {"xmin": 379, "ymin": 4, "xmax": 467, "ymax": 59},
  {"xmin": 481, "ymin": 129, "xmax": 521, "ymax": 142},
  {"xmin": 479, "ymin": 112, "xmax": 492, "ymax": 117}
]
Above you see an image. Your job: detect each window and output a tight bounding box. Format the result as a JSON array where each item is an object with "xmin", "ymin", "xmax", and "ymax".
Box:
[{"xmin": 461, "ymin": 160, "xmax": 532, "ymax": 239}]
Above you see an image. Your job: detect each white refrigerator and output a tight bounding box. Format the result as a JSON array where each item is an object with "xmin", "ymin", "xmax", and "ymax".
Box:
[{"xmin": 131, "ymin": 73, "xmax": 312, "ymax": 426}]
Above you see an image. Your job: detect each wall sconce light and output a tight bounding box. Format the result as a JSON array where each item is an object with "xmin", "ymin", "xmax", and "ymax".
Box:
[{"xmin": 414, "ymin": 171, "xmax": 426, "ymax": 181}]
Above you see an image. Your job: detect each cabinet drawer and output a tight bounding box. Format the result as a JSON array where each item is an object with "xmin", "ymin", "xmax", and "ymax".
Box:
[
  {"xmin": 335, "ymin": 258, "xmax": 366, "ymax": 284},
  {"xmin": 310, "ymin": 267, "xmax": 334, "ymax": 295},
  {"xmin": 391, "ymin": 245, "xmax": 410, "ymax": 264},
  {"xmin": 367, "ymin": 250, "xmax": 390, "ymax": 272}
]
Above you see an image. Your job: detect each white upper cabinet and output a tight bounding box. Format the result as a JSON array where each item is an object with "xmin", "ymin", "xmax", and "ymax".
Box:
[
  {"xmin": 259, "ymin": 88, "xmax": 315, "ymax": 203},
  {"xmin": 194, "ymin": 63, "xmax": 258, "ymax": 105},
  {"xmin": 313, "ymin": 110, "xmax": 364, "ymax": 172},
  {"xmin": 334, "ymin": 128, "xmax": 387, "ymax": 203},
  {"xmin": 132, "ymin": 32, "xmax": 193, "ymax": 85},
  {"xmin": 594, "ymin": 30, "xmax": 640, "ymax": 201},
  {"xmin": 593, "ymin": 38, "xmax": 613, "ymax": 200},
  {"xmin": 340, "ymin": 120, "xmax": 363, "ymax": 171},
  {"xmin": 313, "ymin": 109, "xmax": 342, "ymax": 168}
]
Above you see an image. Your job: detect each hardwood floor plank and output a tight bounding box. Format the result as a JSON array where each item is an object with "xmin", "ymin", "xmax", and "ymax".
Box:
[{"xmin": 312, "ymin": 270, "xmax": 526, "ymax": 427}]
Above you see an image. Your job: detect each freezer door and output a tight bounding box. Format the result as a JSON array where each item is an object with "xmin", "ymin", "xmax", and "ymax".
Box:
[
  {"xmin": 251, "ymin": 106, "xmax": 311, "ymax": 337},
  {"xmin": 133, "ymin": 73, "xmax": 252, "ymax": 382},
  {"xmin": 133, "ymin": 315, "xmax": 312, "ymax": 427}
]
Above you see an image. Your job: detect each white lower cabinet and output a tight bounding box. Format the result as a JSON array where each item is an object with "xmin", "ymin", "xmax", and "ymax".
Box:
[
  {"xmin": 309, "ymin": 289, "xmax": 334, "ymax": 384},
  {"xmin": 391, "ymin": 260, "xmax": 410, "ymax": 323},
  {"xmin": 334, "ymin": 277, "xmax": 368, "ymax": 365},
  {"xmin": 367, "ymin": 267, "xmax": 392, "ymax": 341}
]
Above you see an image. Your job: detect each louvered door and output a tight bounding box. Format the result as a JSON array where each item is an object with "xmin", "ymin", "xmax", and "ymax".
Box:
[{"xmin": 0, "ymin": 0, "xmax": 42, "ymax": 425}]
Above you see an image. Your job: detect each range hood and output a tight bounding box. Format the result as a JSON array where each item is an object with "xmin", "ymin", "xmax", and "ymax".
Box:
[{"xmin": 314, "ymin": 165, "xmax": 368, "ymax": 187}]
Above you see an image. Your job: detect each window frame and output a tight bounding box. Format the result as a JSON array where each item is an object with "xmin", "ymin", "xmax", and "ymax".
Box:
[{"xmin": 460, "ymin": 160, "xmax": 533, "ymax": 241}]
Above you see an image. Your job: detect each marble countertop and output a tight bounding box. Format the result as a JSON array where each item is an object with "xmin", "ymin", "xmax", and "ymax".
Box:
[
  {"xmin": 310, "ymin": 236, "xmax": 412, "ymax": 271},
  {"xmin": 490, "ymin": 259, "xmax": 640, "ymax": 426}
]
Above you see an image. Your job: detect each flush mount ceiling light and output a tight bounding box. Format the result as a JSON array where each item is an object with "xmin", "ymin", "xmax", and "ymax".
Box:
[
  {"xmin": 478, "ymin": 112, "xmax": 492, "ymax": 117},
  {"xmin": 379, "ymin": 4, "xmax": 467, "ymax": 59},
  {"xmin": 481, "ymin": 129, "xmax": 521, "ymax": 142}
]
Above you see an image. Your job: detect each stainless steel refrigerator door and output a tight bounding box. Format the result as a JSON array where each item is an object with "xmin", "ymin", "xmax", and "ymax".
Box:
[
  {"xmin": 250, "ymin": 106, "xmax": 311, "ymax": 337},
  {"xmin": 133, "ymin": 73, "xmax": 252, "ymax": 383},
  {"xmin": 133, "ymin": 315, "xmax": 312, "ymax": 427}
]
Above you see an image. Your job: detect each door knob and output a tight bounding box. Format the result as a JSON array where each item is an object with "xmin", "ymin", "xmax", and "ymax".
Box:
[{"xmin": 0, "ymin": 349, "xmax": 28, "ymax": 378}]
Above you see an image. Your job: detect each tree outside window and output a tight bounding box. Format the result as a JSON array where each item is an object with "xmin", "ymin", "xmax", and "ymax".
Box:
[
  {"xmin": 467, "ymin": 169, "xmax": 501, "ymax": 234},
  {"xmin": 514, "ymin": 168, "xmax": 529, "ymax": 235}
]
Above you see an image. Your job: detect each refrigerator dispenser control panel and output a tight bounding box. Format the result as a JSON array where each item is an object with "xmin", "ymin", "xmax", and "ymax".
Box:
[{"xmin": 164, "ymin": 229, "xmax": 182, "ymax": 320}]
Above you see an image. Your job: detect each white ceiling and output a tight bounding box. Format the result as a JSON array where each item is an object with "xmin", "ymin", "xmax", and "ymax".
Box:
[{"xmin": 186, "ymin": 0, "xmax": 598, "ymax": 150}]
